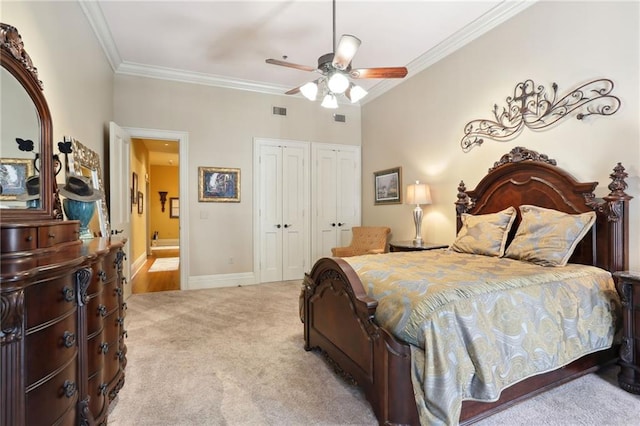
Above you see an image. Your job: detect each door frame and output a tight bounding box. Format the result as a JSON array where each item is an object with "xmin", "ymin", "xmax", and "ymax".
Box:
[{"xmin": 124, "ymin": 127, "xmax": 189, "ymax": 290}]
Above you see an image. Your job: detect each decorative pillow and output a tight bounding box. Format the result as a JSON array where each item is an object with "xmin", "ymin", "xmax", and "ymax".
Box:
[
  {"xmin": 450, "ymin": 206, "xmax": 517, "ymax": 257},
  {"xmin": 504, "ymin": 205, "xmax": 596, "ymax": 267}
]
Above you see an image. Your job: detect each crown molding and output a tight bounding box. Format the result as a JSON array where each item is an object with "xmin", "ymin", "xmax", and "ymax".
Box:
[
  {"xmin": 78, "ymin": 0, "xmax": 122, "ymax": 71},
  {"xmin": 81, "ymin": 0, "xmax": 536, "ymax": 103},
  {"xmin": 361, "ymin": 0, "xmax": 537, "ymax": 104}
]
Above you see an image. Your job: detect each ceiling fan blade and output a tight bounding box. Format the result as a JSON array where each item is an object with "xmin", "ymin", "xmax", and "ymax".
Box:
[
  {"xmin": 350, "ymin": 67, "xmax": 408, "ymax": 79},
  {"xmin": 285, "ymin": 86, "xmax": 301, "ymax": 95},
  {"xmin": 265, "ymin": 58, "xmax": 316, "ymax": 72},
  {"xmin": 332, "ymin": 34, "xmax": 361, "ymax": 70}
]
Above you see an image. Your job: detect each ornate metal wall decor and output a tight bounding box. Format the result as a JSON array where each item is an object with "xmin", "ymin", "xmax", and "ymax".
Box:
[{"xmin": 460, "ymin": 79, "xmax": 621, "ymax": 152}]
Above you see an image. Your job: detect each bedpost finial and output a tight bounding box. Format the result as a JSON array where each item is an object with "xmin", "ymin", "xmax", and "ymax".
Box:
[{"xmin": 607, "ymin": 162, "xmax": 633, "ymax": 200}]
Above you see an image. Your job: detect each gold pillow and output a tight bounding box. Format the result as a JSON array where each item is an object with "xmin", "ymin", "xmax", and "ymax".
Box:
[
  {"xmin": 450, "ymin": 206, "xmax": 517, "ymax": 257},
  {"xmin": 504, "ymin": 205, "xmax": 596, "ymax": 267}
]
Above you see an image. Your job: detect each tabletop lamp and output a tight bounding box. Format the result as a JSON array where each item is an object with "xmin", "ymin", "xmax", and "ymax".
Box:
[{"xmin": 406, "ymin": 181, "xmax": 432, "ymax": 245}]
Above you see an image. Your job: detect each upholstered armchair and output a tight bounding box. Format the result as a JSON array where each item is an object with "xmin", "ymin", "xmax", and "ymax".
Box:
[{"xmin": 331, "ymin": 226, "xmax": 391, "ymax": 257}]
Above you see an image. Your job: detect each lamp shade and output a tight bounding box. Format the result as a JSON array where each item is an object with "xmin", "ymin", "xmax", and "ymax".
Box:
[{"xmin": 406, "ymin": 181, "xmax": 432, "ymax": 205}]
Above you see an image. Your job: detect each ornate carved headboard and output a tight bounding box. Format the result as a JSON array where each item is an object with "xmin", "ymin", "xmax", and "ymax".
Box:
[{"xmin": 455, "ymin": 147, "xmax": 631, "ymax": 273}]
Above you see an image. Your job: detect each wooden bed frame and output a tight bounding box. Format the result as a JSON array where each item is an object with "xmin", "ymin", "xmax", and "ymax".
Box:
[{"xmin": 302, "ymin": 147, "xmax": 632, "ymax": 425}]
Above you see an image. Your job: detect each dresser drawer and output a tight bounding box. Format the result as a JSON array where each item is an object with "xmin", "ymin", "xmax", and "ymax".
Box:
[
  {"xmin": 0, "ymin": 226, "xmax": 38, "ymax": 253},
  {"xmin": 25, "ymin": 311, "xmax": 78, "ymax": 387},
  {"xmin": 102, "ymin": 279, "xmax": 120, "ymax": 312},
  {"xmin": 87, "ymin": 331, "xmax": 107, "ymax": 376},
  {"xmin": 24, "ymin": 274, "xmax": 77, "ymax": 328},
  {"xmin": 25, "ymin": 357, "xmax": 78, "ymax": 426},
  {"xmin": 37, "ymin": 222, "xmax": 79, "ymax": 248},
  {"xmin": 102, "ymin": 249, "xmax": 120, "ymax": 283},
  {"xmin": 88, "ymin": 372, "xmax": 108, "ymax": 421},
  {"xmin": 87, "ymin": 293, "xmax": 106, "ymax": 335}
]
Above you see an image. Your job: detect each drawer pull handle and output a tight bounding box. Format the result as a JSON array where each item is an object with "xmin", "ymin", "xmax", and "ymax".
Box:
[
  {"xmin": 25, "ymin": 235, "xmax": 33, "ymax": 242},
  {"xmin": 99, "ymin": 383, "xmax": 108, "ymax": 396},
  {"xmin": 48, "ymin": 233, "xmax": 56, "ymax": 239},
  {"xmin": 115, "ymin": 287, "xmax": 123, "ymax": 296},
  {"xmin": 116, "ymin": 317, "xmax": 125, "ymax": 326},
  {"xmin": 116, "ymin": 350, "xmax": 125, "ymax": 361},
  {"xmin": 97, "ymin": 304, "xmax": 107, "ymax": 317},
  {"xmin": 99, "ymin": 342, "xmax": 109, "ymax": 354},
  {"xmin": 62, "ymin": 331, "xmax": 76, "ymax": 348},
  {"xmin": 122, "ymin": 302, "xmax": 128, "ymax": 311},
  {"xmin": 62, "ymin": 287, "xmax": 75, "ymax": 303},
  {"xmin": 98, "ymin": 270, "xmax": 107, "ymax": 282},
  {"xmin": 122, "ymin": 329, "xmax": 128, "ymax": 339},
  {"xmin": 62, "ymin": 380, "xmax": 77, "ymax": 398}
]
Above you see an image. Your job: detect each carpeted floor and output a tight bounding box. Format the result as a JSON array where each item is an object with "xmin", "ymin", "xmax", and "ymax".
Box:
[{"xmin": 107, "ymin": 281, "xmax": 639, "ymax": 425}]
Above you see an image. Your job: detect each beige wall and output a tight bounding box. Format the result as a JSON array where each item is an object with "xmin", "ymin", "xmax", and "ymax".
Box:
[
  {"xmin": 3, "ymin": 1, "xmax": 114, "ymax": 174},
  {"xmin": 361, "ymin": 1, "xmax": 639, "ymax": 270},
  {"xmin": 113, "ymin": 76, "xmax": 361, "ymax": 276},
  {"xmin": 149, "ymin": 164, "xmax": 179, "ymax": 240}
]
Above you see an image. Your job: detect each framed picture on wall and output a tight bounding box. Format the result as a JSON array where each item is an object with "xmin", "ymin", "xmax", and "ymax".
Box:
[
  {"xmin": 170, "ymin": 197, "xmax": 179, "ymax": 218},
  {"xmin": 137, "ymin": 191, "xmax": 143, "ymax": 214},
  {"xmin": 132, "ymin": 172, "xmax": 138, "ymax": 204},
  {"xmin": 374, "ymin": 167, "xmax": 402, "ymax": 205},
  {"xmin": 198, "ymin": 166, "xmax": 240, "ymax": 202}
]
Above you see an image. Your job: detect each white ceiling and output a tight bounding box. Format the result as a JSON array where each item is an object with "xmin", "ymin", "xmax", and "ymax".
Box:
[{"xmin": 82, "ymin": 1, "xmax": 534, "ymax": 104}]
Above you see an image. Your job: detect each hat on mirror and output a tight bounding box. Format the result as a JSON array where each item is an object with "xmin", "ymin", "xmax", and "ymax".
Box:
[
  {"xmin": 17, "ymin": 175, "xmax": 40, "ymax": 201},
  {"xmin": 59, "ymin": 175, "xmax": 103, "ymax": 201}
]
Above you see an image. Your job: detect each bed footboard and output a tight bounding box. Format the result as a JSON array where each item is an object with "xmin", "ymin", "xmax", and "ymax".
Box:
[{"xmin": 302, "ymin": 257, "xmax": 419, "ymax": 425}]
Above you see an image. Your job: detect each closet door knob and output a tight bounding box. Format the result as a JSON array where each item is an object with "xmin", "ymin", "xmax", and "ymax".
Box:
[
  {"xmin": 284, "ymin": 224, "xmax": 291, "ymax": 228},
  {"xmin": 331, "ymin": 223, "xmax": 336, "ymax": 227},
  {"xmin": 276, "ymin": 224, "xmax": 281, "ymax": 228}
]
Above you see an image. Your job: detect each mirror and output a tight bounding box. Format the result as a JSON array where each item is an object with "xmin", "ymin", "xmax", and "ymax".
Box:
[
  {"xmin": 67, "ymin": 139, "xmax": 111, "ymax": 237},
  {"xmin": 0, "ymin": 22, "xmax": 59, "ymax": 222}
]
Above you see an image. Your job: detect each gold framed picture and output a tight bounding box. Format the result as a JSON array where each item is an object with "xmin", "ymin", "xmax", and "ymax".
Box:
[{"xmin": 198, "ymin": 167, "xmax": 240, "ymax": 202}]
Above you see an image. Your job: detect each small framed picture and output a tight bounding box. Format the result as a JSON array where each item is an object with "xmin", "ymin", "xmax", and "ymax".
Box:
[
  {"xmin": 132, "ymin": 172, "xmax": 138, "ymax": 204},
  {"xmin": 0, "ymin": 158, "xmax": 35, "ymax": 200},
  {"xmin": 137, "ymin": 191, "xmax": 143, "ymax": 214},
  {"xmin": 170, "ymin": 197, "xmax": 179, "ymax": 218},
  {"xmin": 198, "ymin": 166, "xmax": 240, "ymax": 202},
  {"xmin": 374, "ymin": 166, "xmax": 402, "ymax": 205}
]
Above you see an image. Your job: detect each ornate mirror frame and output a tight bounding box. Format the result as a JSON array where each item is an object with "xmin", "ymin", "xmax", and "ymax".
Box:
[
  {"xmin": 0, "ymin": 23, "xmax": 58, "ymax": 222},
  {"xmin": 68, "ymin": 138, "xmax": 111, "ymax": 237}
]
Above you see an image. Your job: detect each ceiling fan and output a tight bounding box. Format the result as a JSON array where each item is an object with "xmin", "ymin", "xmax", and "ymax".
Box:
[{"xmin": 265, "ymin": 0, "xmax": 408, "ymax": 108}]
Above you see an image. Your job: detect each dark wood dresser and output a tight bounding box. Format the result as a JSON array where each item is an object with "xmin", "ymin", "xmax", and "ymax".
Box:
[
  {"xmin": 1, "ymin": 221, "xmax": 127, "ymax": 425},
  {"xmin": 614, "ymin": 271, "xmax": 640, "ymax": 395}
]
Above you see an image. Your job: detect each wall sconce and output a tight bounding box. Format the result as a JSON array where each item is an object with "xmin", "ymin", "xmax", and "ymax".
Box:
[
  {"xmin": 159, "ymin": 191, "xmax": 168, "ymax": 212},
  {"xmin": 405, "ymin": 181, "xmax": 432, "ymax": 245}
]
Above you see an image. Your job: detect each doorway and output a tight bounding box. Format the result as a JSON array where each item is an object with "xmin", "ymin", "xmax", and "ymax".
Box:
[{"xmin": 117, "ymin": 127, "xmax": 189, "ymax": 292}]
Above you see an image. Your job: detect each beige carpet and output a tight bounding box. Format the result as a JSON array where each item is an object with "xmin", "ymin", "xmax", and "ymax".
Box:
[{"xmin": 107, "ymin": 281, "xmax": 639, "ymax": 425}]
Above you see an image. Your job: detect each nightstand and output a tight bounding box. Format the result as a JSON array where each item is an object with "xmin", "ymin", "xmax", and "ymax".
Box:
[
  {"xmin": 389, "ymin": 241, "xmax": 448, "ymax": 252},
  {"xmin": 614, "ymin": 271, "xmax": 640, "ymax": 395}
]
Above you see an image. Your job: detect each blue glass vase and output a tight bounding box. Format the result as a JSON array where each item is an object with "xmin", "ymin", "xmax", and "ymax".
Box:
[{"xmin": 63, "ymin": 199, "xmax": 95, "ymax": 240}]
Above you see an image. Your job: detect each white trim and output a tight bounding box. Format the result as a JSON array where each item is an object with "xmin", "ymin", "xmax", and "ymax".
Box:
[
  {"xmin": 123, "ymin": 127, "xmax": 189, "ymax": 291},
  {"xmin": 81, "ymin": 0, "xmax": 535, "ymax": 102},
  {"xmin": 130, "ymin": 252, "xmax": 147, "ymax": 280},
  {"xmin": 362, "ymin": 1, "xmax": 536, "ymax": 103},
  {"xmin": 188, "ymin": 272, "xmax": 257, "ymax": 290},
  {"xmin": 78, "ymin": 0, "xmax": 122, "ymax": 71}
]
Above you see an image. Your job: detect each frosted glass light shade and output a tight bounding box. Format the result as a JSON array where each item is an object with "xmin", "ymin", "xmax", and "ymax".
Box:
[
  {"xmin": 321, "ymin": 93, "xmax": 338, "ymax": 109},
  {"xmin": 300, "ymin": 81, "xmax": 318, "ymax": 101},
  {"xmin": 346, "ymin": 84, "xmax": 368, "ymax": 103},
  {"xmin": 406, "ymin": 181, "xmax": 432, "ymax": 205},
  {"xmin": 327, "ymin": 72, "xmax": 350, "ymax": 94}
]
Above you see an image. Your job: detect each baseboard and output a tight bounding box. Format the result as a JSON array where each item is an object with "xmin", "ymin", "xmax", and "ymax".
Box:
[
  {"xmin": 131, "ymin": 253, "xmax": 147, "ymax": 279},
  {"xmin": 153, "ymin": 238, "xmax": 179, "ymax": 247},
  {"xmin": 187, "ymin": 272, "xmax": 257, "ymax": 290}
]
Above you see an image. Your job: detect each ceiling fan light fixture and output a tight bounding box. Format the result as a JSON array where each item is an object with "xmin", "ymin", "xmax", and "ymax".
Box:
[
  {"xmin": 321, "ymin": 93, "xmax": 338, "ymax": 109},
  {"xmin": 346, "ymin": 84, "xmax": 368, "ymax": 103},
  {"xmin": 327, "ymin": 72, "xmax": 350, "ymax": 94},
  {"xmin": 300, "ymin": 81, "xmax": 319, "ymax": 101},
  {"xmin": 332, "ymin": 34, "xmax": 361, "ymax": 70}
]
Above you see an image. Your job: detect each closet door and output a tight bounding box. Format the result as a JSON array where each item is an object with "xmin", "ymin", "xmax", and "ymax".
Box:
[
  {"xmin": 256, "ymin": 140, "xmax": 310, "ymax": 283},
  {"xmin": 312, "ymin": 144, "xmax": 361, "ymax": 263}
]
